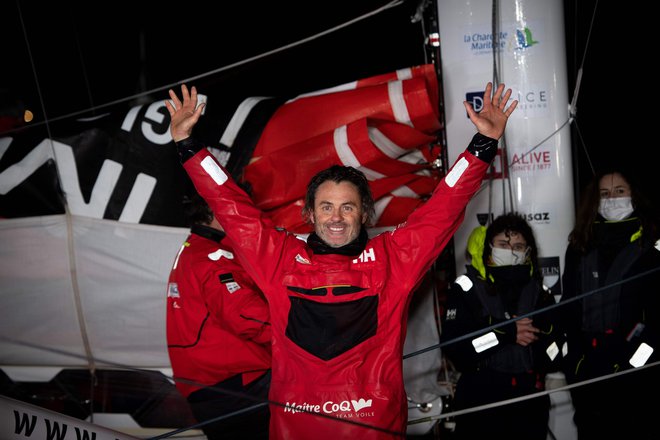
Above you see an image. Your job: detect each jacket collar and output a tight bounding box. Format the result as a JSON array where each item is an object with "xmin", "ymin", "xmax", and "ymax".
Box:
[
  {"xmin": 307, "ymin": 228, "xmax": 368, "ymax": 257},
  {"xmin": 191, "ymin": 224, "xmax": 225, "ymax": 243}
]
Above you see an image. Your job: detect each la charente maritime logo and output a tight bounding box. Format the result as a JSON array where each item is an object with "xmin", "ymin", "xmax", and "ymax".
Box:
[{"xmin": 516, "ymin": 27, "xmax": 538, "ymax": 49}]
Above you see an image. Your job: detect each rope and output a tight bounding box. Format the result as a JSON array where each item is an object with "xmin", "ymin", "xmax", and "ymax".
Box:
[
  {"xmin": 2, "ymin": 0, "xmax": 404, "ymax": 137},
  {"xmin": 14, "ymin": 0, "xmax": 98, "ymax": 394}
]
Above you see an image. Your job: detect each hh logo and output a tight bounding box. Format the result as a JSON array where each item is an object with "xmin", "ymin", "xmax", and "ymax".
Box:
[
  {"xmin": 351, "ymin": 398, "xmax": 373, "ymax": 412},
  {"xmin": 353, "ymin": 248, "xmax": 376, "ymax": 264}
]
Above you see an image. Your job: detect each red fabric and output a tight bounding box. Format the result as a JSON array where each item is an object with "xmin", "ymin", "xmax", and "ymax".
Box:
[
  {"xmin": 374, "ymin": 196, "xmax": 425, "ymax": 228},
  {"xmin": 241, "ymin": 64, "xmax": 444, "ymax": 232},
  {"xmin": 252, "ymin": 65, "xmax": 440, "ymax": 157},
  {"xmin": 244, "ymin": 118, "xmax": 435, "ymax": 212},
  {"xmin": 184, "ymin": 146, "xmax": 489, "ymax": 439},
  {"xmin": 166, "ymin": 232, "xmax": 271, "ymax": 397}
]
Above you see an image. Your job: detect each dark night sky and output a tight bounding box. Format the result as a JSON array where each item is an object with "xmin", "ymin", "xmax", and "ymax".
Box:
[
  {"xmin": 3, "ymin": 1, "xmax": 427, "ymax": 120},
  {"xmin": 2, "ymin": 0, "xmax": 656, "ymax": 204},
  {"xmin": 563, "ymin": 1, "xmax": 655, "ymax": 203}
]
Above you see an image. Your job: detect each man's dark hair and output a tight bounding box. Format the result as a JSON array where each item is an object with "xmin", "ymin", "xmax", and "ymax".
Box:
[
  {"xmin": 182, "ymin": 173, "xmax": 254, "ymax": 228},
  {"xmin": 483, "ymin": 212, "xmax": 541, "ymax": 280},
  {"xmin": 303, "ymin": 165, "xmax": 375, "ymax": 226},
  {"xmin": 183, "ymin": 192, "xmax": 213, "ymax": 227}
]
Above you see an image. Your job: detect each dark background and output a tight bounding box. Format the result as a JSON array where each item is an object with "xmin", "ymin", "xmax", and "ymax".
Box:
[{"xmin": 2, "ymin": 0, "xmax": 656, "ymax": 206}]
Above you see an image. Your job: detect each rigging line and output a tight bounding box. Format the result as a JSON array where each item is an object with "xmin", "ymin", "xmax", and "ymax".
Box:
[
  {"xmin": 172, "ymin": 0, "xmax": 403, "ymax": 85},
  {"xmin": 411, "ymin": 0, "xmax": 431, "ymax": 24},
  {"xmin": 566, "ymin": 1, "xmax": 600, "ymax": 179},
  {"xmin": 490, "ymin": 0, "xmax": 515, "ymax": 215},
  {"xmin": 147, "ymin": 403, "xmax": 270, "ymax": 440},
  {"xmin": 475, "ymin": 0, "xmax": 598, "ymax": 196},
  {"xmin": 15, "ymin": 0, "xmax": 97, "ymax": 381},
  {"xmin": 418, "ymin": 5, "xmax": 430, "ymax": 65},
  {"xmin": 565, "ymin": 0, "xmax": 598, "ymax": 196},
  {"xmin": 165, "ymin": 376, "xmax": 405, "ymax": 437},
  {"xmin": 572, "ymin": 119, "xmax": 596, "ymax": 175},
  {"xmin": 490, "ymin": 0, "xmax": 499, "ymax": 218},
  {"xmin": 569, "ymin": 0, "xmax": 599, "ymax": 116},
  {"xmin": 0, "ymin": 332, "xmax": 272, "ymax": 430},
  {"xmin": 483, "ymin": 1, "xmax": 498, "ymax": 221},
  {"xmin": 514, "ymin": 117, "xmax": 572, "ymax": 161},
  {"xmin": 151, "ymin": 395, "xmax": 405, "ymax": 439},
  {"xmin": 68, "ymin": 2, "xmax": 96, "ymax": 113},
  {"xmin": 409, "ymin": 359, "xmax": 660, "ymax": 424},
  {"xmin": 491, "ymin": 0, "xmax": 500, "ymax": 87},
  {"xmin": 15, "ymin": 0, "xmax": 54, "ymax": 145},
  {"xmin": 0, "ymin": 332, "xmax": 407, "ymax": 437},
  {"xmin": 148, "ymin": 385, "xmax": 406, "ymax": 439},
  {"xmin": 471, "ymin": 116, "xmax": 572, "ymax": 200},
  {"xmin": 0, "ymin": 335, "xmax": 266, "ymax": 414},
  {"xmin": 4, "ymin": 0, "xmax": 403, "ymax": 135},
  {"xmin": 403, "ymin": 264, "xmax": 660, "ymax": 359}
]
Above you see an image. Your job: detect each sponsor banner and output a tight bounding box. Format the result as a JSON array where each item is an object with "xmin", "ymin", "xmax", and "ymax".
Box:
[
  {"xmin": 0, "ymin": 66, "xmax": 446, "ymax": 414},
  {"xmin": 0, "ymin": 215, "xmax": 187, "ymax": 368},
  {"xmin": 0, "ymin": 91, "xmax": 281, "ymax": 226},
  {"xmin": 1, "ymin": 65, "xmax": 441, "ymax": 234},
  {"xmin": 539, "ymin": 256, "xmax": 562, "ymax": 297},
  {"xmin": 437, "ymin": 0, "xmax": 574, "ymax": 282},
  {"xmin": 1, "ymin": 395, "xmax": 138, "ymax": 440}
]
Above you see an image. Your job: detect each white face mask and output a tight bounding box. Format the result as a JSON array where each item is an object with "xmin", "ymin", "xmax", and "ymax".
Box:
[
  {"xmin": 598, "ymin": 196, "xmax": 634, "ymax": 221},
  {"xmin": 490, "ymin": 246, "xmax": 528, "ymax": 266}
]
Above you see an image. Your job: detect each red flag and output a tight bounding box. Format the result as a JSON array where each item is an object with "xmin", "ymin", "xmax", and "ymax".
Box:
[{"xmin": 240, "ymin": 64, "xmax": 443, "ymax": 231}]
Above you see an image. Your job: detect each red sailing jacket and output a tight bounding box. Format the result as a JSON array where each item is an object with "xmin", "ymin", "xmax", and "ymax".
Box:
[
  {"xmin": 166, "ymin": 224, "xmax": 271, "ymax": 398},
  {"xmin": 182, "ymin": 134, "xmax": 494, "ymax": 439}
]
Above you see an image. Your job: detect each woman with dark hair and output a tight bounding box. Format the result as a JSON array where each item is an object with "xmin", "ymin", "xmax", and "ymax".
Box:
[
  {"xmin": 560, "ymin": 169, "xmax": 660, "ymax": 439},
  {"xmin": 441, "ymin": 212, "xmax": 563, "ymax": 440}
]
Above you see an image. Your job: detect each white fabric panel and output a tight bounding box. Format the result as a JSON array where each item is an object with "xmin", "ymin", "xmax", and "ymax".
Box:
[
  {"xmin": 0, "ymin": 215, "xmax": 81, "ymax": 366},
  {"xmin": 1, "ymin": 395, "xmax": 141, "ymax": 440},
  {"xmin": 403, "ymin": 276, "xmax": 445, "ymax": 434},
  {"xmin": 0, "ymin": 215, "xmax": 188, "ymax": 372}
]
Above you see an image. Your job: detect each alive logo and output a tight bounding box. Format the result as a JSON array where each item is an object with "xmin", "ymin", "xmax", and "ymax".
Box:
[{"xmin": 510, "ymin": 149, "xmax": 552, "ymax": 172}]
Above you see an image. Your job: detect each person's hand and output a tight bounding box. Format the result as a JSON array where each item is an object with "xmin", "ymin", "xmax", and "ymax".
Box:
[
  {"xmin": 464, "ymin": 82, "xmax": 517, "ymax": 140},
  {"xmin": 165, "ymin": 84, "xmax": 205, "ymax": 143},
  {"xmin": 514, "ymin": 317, "xmax": 539, "ymax": 347}
]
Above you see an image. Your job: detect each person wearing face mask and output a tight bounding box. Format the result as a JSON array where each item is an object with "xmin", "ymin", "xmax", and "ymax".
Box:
[
  {"xmin": 560, "ymin": 168, "xmax": 660, "ymax": 440},
  {"xmin": 441, "ymin": 213, "xmax": 563, "ymax": 440}
]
